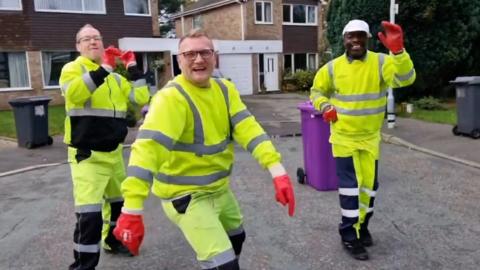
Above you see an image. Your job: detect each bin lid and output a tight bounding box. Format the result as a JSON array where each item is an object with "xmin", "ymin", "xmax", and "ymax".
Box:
[
  {"xmin": 8, "ymin": 95, "xmax": 52, "ymax": 106},
  {"xmin": 297, "ymin": 101, "xmax": 322, "ymax": 115},
  {"xmin": 449, "ymin": 76, "xmax": 480, "ymax": 84},
  {"xmin": 469, "ymin": 78, "xmax": 480, "ymax": 85}
]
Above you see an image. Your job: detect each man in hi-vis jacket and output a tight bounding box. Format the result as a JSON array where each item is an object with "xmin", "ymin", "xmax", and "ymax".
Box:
[
  {"xmin": 310, "ymin": 19, "xmax": 415, "ymax": 260},
  {"xmin": 113, "ymin": 29, "xmax": 296, "ymax": 270},
  {"xmin": 60, "ymin": 24, "xmax": 150, "ymax": 269}
]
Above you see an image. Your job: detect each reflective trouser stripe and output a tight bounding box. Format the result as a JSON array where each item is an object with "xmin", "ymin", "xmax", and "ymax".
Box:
[
  {"xmin": 199, "ymin": 249, "xmax": 236, "ymax": 269},
  {"xmin": 335, "ymin": 149, "xmax": 378, "ymax": 241},
  {"xmin": 72, "ymin": 211, "xmax": 103, "ymax": 269}
]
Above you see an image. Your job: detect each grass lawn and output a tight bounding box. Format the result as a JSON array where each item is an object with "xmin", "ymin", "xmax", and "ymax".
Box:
[
  {"xmin": 397, "ymin": 102, "xmax": 457, "ymax": 126},
  {"xmin": 0, "ymin": 105, "xmax": 65, "ymax": 138}
]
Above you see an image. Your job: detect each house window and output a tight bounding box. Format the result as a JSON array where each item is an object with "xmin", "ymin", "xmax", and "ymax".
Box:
[
  {"xmin": 34, "ymin": 0, "xmax": 105, "ymax": 14},
  {"xmin": 0, "ymin": 52, "xmax": 29, "ymax": 90},
  {"xmin": 124, "ymin": 0, "xmax": 150, "ymax": 16},
  {"xmin": 192, "ymin": 15, "xmax": 203, "ymax": 29},
  {"xmin": 255, "ymin": 1, "xmax": 272, "ymax": 24},
  {"xmin": 42, "ymin": 52, "xmax": 77, "ymax": 87},
  {"xmin": 283, "ymin": 4, "xmax": 317, "ymax": 25},
  {"xmin": 0, "ymin": 0, "xmax": 22, "ymax": 10},
  {"xmin": 284, "ymin": 53, "xmax": 317, "ymax": 74}
]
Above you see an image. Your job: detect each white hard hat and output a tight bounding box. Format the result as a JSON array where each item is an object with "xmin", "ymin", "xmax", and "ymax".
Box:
[{"xmin": 342, "ymin": 19, "xmax": 372, "ymax": 37}]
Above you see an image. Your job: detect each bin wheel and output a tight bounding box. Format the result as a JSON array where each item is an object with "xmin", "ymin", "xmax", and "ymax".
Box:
[
  {"xmin": 26, "ymin": 141, "xmax": 34, "ymax": 149},
  {"xmin": 452, "ymin": 125, "xmax": 460, "ymax": 136},
  {"xmin": 296, "ymin": 168, "xmax": 306, "ymax": 184},
  {"xmin": 47, "ymin": 136, "xmax": 53, "ymax": 145},
  {"xmin": 471, "ymin": 129, "xmax": 480, "ymax": 139}
]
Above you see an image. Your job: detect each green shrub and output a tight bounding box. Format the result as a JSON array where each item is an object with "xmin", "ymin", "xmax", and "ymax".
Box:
[
  {"xmin": 292, "ymin": 70, "xmax": 316, "ymax": 91},
  {"xmin": 413, "ymin": 96, "xmax": 446, "ymax": 110}
]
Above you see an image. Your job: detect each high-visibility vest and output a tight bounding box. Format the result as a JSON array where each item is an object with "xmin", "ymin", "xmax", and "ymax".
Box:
[
  {"xmin": 123, "ymin": 74, "xmax": 281, "ymax": 208},
  {"xmin": 60, "ymin": 56, "xmax": 150, "ymax": 151},
  {"xmin": 310, "ymin": 50, "xmax": 415, "ymax": 144}
]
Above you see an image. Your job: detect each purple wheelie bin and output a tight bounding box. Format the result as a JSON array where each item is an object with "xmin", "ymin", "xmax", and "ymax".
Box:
[{"xmin": 297, "ymin": 101, "xmax": 338, "ymax": 191}]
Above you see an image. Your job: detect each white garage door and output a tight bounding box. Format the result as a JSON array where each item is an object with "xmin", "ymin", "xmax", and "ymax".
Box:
[{"xmin": 218, "ymin": 54, "xmax": 253, "ymax": 95}]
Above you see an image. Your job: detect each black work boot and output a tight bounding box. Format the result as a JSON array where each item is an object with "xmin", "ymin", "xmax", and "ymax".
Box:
[
  {"xmin": 342, "ymin": 239, "xmax": 369, "ymax": 260},
  {"xmin": 360, "ymin": 229, "xmax": 373, "ymax": 247},
  {"xmin": 104, "ymin": 233, "xmax": 133, "ymax": 257}
]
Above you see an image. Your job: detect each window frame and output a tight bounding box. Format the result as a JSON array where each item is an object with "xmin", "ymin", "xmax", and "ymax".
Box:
[
  {"xmin": 283, "ymin": 53, "xmax": 318, "ymax": 74},
  {"xmin": 254, "ymin": 0, "xmax": 273, "ymax": 25},
  {"xmin": 192, "ymin": 15, "xmax": 203, "ymax": 29},
  {"xmin": 282, "ymin": 4, "xmax": 317, "ymax": 26},
  {"xmin": 0, "ymin": 51, "xmax": 31, "ymax": 92},
  {"xmin": 40, "ymin": 51, "xmax": 78, "ymax": 89},
  {"xmin": 123, "ymin": 0, "xmax": 151, "ymax": 17},
  {"xmin": 34, "ymin": 0, "xmax": 106, "ymax": 14},
  {"xmin": 0, "ymin": 0, "xmax": 22, "ymax": 11}
]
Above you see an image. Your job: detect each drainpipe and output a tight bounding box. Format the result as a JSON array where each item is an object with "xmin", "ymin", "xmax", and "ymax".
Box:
[
  {"xmin": 180, "ymin": 4, "xmax": 185, "ymax": 36},
  {"xmin": 236, "ymin": 0, "xmax": 246, "ymax": 40}
]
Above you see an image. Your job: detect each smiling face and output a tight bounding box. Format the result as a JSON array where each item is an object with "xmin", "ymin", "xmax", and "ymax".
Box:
[
  {"xmin": 343, "ymin": 31, "xmax": 368, "ymax": 59},
  {"xmin": 75, "ymin": 26, "xmax": 104, "ymax": 63},
  {"xmin": 177, "ymin": 36, "xmax": 216, "ymax": 87}
]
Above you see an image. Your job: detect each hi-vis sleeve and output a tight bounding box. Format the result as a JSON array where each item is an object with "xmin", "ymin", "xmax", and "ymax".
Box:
[
  {"xmin": 122, "ymin": 88, "xmax": 188, "ymax": 210},
  {"xmin": 382, "ymin": 50, "xmax": 416, "ymax": 88},
  {"xmin": 310, "ymin": 63, "xmax": 335, "ymax": 112},
  {"xmin": 120, "ymin": 76, "xmax": 150, "ymax": 107},
  {"xmin": 60, "ymin": 62, "xmax": 96, "ymax": 105},
  {"xmin": 226, "ymin": 80, "xmax": 281, "ymax": 169}
]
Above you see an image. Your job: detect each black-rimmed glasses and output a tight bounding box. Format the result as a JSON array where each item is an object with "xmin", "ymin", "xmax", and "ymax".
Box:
[{"xmin": 179, "ymin": 49, "xmax": 215, "ymax": 61}]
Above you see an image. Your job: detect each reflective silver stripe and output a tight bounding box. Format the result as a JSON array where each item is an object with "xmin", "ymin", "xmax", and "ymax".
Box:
[
  {"xmin": 360, "ymin": 187, "xmax": 376, "ymax": 197},
  {"xmin": 336, "ymin": 105, "xmax": 385, "ymax": 116},
  {"xmin": 82, "ymin": 73, "xmax": 97, "ymax": 93},
  {"xmin": 227, "ymin": 225, "xmax": 244, "ymax": 236},
  {"xmin": 395, "ymin": 68, "xmax": 415, "ymax": 82},
  {"xmin": 105, "ymin": 197, "xmax": 123, "ymax": 203},
  {"xmin": 198, "ymin": 249, "xmax": 236, "ymax": 269},
  {"xmin": 61, "ymin": 81, "xmax": 70, "ymax": 95},
  {"xmin": 360, "ymin": 203, "xmax": 374, "ymax": 213},
  {"xmin": 170, "ymin": 82, "xmax": 204, "ymax": 144},
  {"xmin": 74, "ymin": 243, "xmax": 100, "ymax": 253},
  {"xmin": 173, "ymin": 138, "xmax": 230, "ymax": 155},
  {"xmin": 133, "ymin": 78, "xmax": 147, "ymax": 88},
  {"xmin": 379, "ymin": 53, "xmax": 385, "ymax": 84},
  {"xmin": 320, "ymin": 102, "xmax": 331, "ymax": 112},
  {"xmin": 341, "ymin": 208, "xmax": 359, "ymax": 218},
  {"xmin": 127, "ymin": 165, "xmax": 154, "ymax": 184},
  {"xmin": 246, "ymin": 134, "xmax": 270, "ymax": 153},
  {"xmin": 332, "ymin": 91, "xmax": 386, "ymax": 102},
  {"xmin": 327, "ymin": 60, "xmax": 335, "ymax": 89},
  {"xmin": 129, "ymin": 87, "xmax": 137, "ymax": 106},
  {"xmin": 113, "ymin": 73, "xmax": 121, "ymax": 88},
  {"xmin": 67, "ymin": 108, "xmax": 127, "ymax": 118},
  {"xmin": 338, "ymin": 188, "xmax": 359, "ymax": 196},
  {"xmin": 231, "ymin": 109, "xmax": 252, "ymax": 127},
  {"xmin": 75, "ymin": 204, "xmax": 102, "ymax": 213},
  {"xmin": 103, "ymin": 220, "xmax": 109, "ymax": 225},
  {"xmin": 136, "ymin": 129, "xmax": 175, "ymax": 150},
  {"xmin": 156, "ymin": 166, "xmax": 232, "ymax": 186}
]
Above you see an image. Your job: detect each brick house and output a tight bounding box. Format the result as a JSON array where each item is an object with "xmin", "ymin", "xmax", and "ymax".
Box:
[
  {"xmin": 172, "ymin": 0, "xmax": 329, "ymax": 94},
  {"xmin": 0, "ymin": 0, "xmax": 160, "ymax": 110}
]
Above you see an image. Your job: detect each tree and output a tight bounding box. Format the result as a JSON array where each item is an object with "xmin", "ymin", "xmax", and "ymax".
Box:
[
  {"xmin": 158, "ymin": 0, "xmax": 184, "ymax": 37},
  {"xmin": 326, "ymin": 0, "xmax": 480, "ymax": 98}
]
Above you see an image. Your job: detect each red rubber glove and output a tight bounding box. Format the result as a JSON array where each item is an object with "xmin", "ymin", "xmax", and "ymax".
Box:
[
  {"xmin": 102, "ymin": 46, "xmax": 122, "ymax": 72},
  {"xmin": 273, "ymin": 174, "xmax": 295, "ymax": 217},
  {"xmin": 120, "ymin": 51, "xmax": 137, "ymax": 68},
  {"xmin": 113, "ymin": 212, "xmax": 144, "ymax": 256},
  {"xmin": 322, "ymin": 106, "xmax": 338, "ymax": 123},
  {"xmin": 378, "ymin": 21, "xmax": 404, "ymax": 54}
]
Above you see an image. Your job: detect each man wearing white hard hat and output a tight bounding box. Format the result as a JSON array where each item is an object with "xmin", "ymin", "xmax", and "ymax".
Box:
[{"xmin": 310, "ymin": 19, "xmax": 416, "ymax": 260}]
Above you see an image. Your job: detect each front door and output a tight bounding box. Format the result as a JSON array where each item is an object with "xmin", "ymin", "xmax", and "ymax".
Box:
[{"xmin": 263, "ymin": 53, "xmax": 279, "ymax": 91}]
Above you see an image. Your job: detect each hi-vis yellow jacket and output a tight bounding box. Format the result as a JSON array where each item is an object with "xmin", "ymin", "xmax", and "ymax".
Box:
[
  {"xmin": 310, "ymin": 50, "xmax": 415, "ymax": 146},
  {"xmin": 60, "ymin": 56, "xmax": 150, "ymax": 151},
  {"xmin": 122, "ymin": 74, "xmax": 281, "ymax": 209}
]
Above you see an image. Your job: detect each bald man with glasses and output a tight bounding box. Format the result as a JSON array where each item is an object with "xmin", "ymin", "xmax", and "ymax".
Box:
[{"xmin": 60, "ymin": 24, "xmax": 150, "ymax": 270}]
